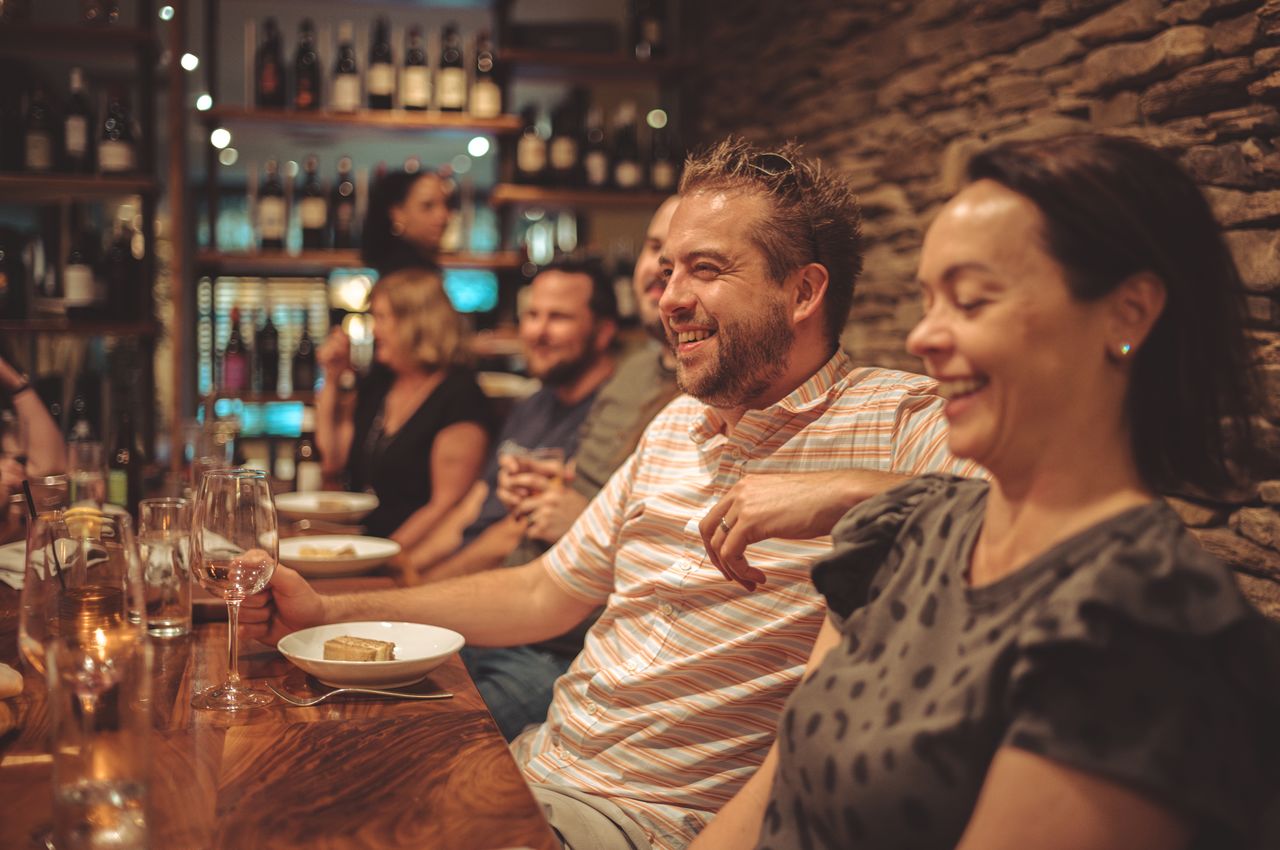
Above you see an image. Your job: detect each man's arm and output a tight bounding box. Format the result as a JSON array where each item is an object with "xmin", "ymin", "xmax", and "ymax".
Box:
[
  {"xmin": 420, "ymin": 513, "xmax": 526, "ymax": 582},
  {"xmin": 394, "ymin": 480, "xmax": 488, "ymax": 579},
  {"xmin": 241, "ymin": 555, "xmax": 599, "ymax": 649}
]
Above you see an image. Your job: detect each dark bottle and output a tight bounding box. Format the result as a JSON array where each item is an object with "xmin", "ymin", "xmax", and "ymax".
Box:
[
  {"xmin": 257, "ymin": 159, "xmax": 287, "ymax": 251},
  {"xmin": 611, "ymin": 101, "xmax": 642, "ymax": 190},
  {"xmin": 548, "ymin": 98, "xmax": 582, "ymax": 186},
  {"xmin": 23, "ymin": 86, "xmax": 53, "ymax": 172},
  {"xmin": 515, "ymin": 105, "xmax": 546, "ymax": 185},
  {"xmin": 63, "ymin": 221, "xmax": 96, "ymax": 314},
  {"xmin": 68, "ymin": 390, "xmax": 93, "ymax": 441},
  {"xmin": 299, "ymin": 154, "xmax": 327, "ymax": 250},
  {"xmin": 294, "ymin": 407, "xmax": 322, "ymax": 492},
  {"xmin": 81, "ymin": 0, "xmax": 119, "ymax": 26},
  {"xmin": 400, "ymin": 26, "xmax": 430, "ymax": 111},
  {"xmin": 220, "ymin": 306, "xmax": 250, "ymax": 394},
  {"xmin": 367, "ymin": 17, "xmax": 395, "ymax": 110},
  {"xmin": 470, "ymin": 30, "xmax": 501, "ymax": 118},
  {"xmin": 102, "ymin": 218, "xmax": 142, "ymax": 320},
  {"xmin": 437, "ymin": 23, "xmax": 466, "ymax": 112},
  {"xmin": 649, "ymin": 124, "xmax": 678, "ymax": 192},
  {"xmin": 0, "ymin": 227, "xmax": 26, "ymax": 320},
  {"xmin": 582, "ymin": 105, "xmax": 609, "ymax": 190},
  {"xmin": 331, "ymin": 155, "xmax": 357, "ymax": 250},
  {"xmin": 331, "ymin": 21, "xmax": 360, "ymax": 113},
  {"xmin": 107, "ymin": 407, "xmax": 141, "ymax": 518},
  {"xmin": 293, "ymin": 19, "xmax": 322, "ymax": 111},
  {"xmin": 63, "ymin": 68, "xmax": 94, "ymax": 173},
  {"xmin": 98, "ymin": 89, "xmax": 136, "ymax": 173},
  {"xmin": 630, "ymin": 0, "xmax": 667, "ymax": 61},
  {"xmin": 254, "ymin": 18, "xmax": 286, "ymax": 109},
  {"xmin": 291, "ymin": 316, "xmax": 317, "ymax": 393},
  {"xmin": 254, "ymin": 306, "xmax": 280, "ymax": 395}
]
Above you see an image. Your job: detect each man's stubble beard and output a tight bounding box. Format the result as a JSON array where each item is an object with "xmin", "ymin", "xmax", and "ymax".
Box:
[{"xmin": 675, "ymin": 297, "xmax": 794, "ymax": 409}]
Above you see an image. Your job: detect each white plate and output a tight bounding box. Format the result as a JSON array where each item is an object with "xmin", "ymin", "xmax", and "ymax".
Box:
[
  {"xmin": 277, "ymin": 621, "xmax": 465, "ymax": 688},
  {"xmin": 278, "ymin": 535, "xmax": 401, "ymax": 578},
  {"xmin": 274, "ymin": 492, "xmax": 379, "ymax": 523}
]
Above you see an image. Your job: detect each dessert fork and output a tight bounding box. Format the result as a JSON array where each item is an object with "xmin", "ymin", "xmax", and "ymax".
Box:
[{"xmin": 267, "ymin": 682, "xmax": 453, "ymax": 706}]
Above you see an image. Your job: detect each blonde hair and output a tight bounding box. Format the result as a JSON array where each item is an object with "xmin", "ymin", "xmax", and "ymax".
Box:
[{"xmin": 371, "ymin": 268, "xmax": 470, "ymax": 370}]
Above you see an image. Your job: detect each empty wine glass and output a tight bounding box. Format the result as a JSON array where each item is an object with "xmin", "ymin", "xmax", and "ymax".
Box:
[{"xmin": 191, "ymin": 468, "xmax": 277, "ymax": 710}]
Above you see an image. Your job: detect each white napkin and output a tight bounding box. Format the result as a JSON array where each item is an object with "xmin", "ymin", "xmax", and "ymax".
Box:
[
  {"xmin": 0, "ymin": 540, "xmax": 23, "ymax": 590},
  {"xmin": 0, "ymin": 663, "xmax": 20, "ymax": 698}
]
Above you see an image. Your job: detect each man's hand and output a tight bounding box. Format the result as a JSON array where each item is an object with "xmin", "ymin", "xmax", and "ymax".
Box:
[
  {"xmin": 240, "ymin": 564, "xmax": 328, "ymax": 646},
  {"xmin": 495, "ymin": 454, "xmax": 564, "ymax": 517},
  {"xmin": 522, "ymin": 479, "xmax": 590, "ymax": 543},
  {"xmin": 701, "ymin": 471, "xmax": 890, "ymax": 591}
]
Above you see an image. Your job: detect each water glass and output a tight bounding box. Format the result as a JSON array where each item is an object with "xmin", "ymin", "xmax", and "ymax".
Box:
[
  {"xmin": 28, "ymin": 472, "xmax": 71, "ymax": 513},
  {"xmin": 69, "ymin": 440, "xmax": 106, "ymax": 506},
  {"xmin": 138, "ymin": 498, "xmax": 192, "ymax": 639}
]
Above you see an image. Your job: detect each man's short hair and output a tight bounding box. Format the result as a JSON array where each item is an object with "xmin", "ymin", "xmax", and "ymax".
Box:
[
  {"xmin": 680, "ymin": 137, "xmax": 864, "ymax": 348},
  {"xmin": 538, "ymin": 259, "xmax": 619, "ymax": 323}
]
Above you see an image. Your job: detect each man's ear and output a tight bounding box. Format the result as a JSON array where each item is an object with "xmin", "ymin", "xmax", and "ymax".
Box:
[
  {"xmin": 593, "ymin": 318, "xmax": 618, "ymax": 353},
  {"xmin": 1105, "ymin": 272, "xmax": 1166, "ymax": 359},
  {"xmin": 791, "ymin": 262, "xmax": 829, "ymax": 326}
]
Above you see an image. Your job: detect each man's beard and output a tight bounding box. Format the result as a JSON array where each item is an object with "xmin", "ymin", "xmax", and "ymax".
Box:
[
  {"xmin": 674, "ymin": 297, "xmax": 794, "ymax": 408},
  {"xmin": 535, "ymin": 342, "xmax": 598, "ymax": 387}
]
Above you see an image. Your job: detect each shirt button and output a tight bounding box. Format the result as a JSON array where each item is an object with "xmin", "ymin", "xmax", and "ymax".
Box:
[
  {"xmin": 585, "ymin": 700, "xmax": 599, "ymax": 715},
  {"xmin": 660, "ymin": 602, "xmax": 675, "ymax": 617},
  {"xmin": 625, "ymin": 659, "xmax": 638, "ymax": 672}
]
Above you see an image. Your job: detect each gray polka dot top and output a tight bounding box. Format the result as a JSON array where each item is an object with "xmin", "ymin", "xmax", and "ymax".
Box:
[{"xmin": 758, "ymin": 475, "xmax": 1280, "ymax": 850}]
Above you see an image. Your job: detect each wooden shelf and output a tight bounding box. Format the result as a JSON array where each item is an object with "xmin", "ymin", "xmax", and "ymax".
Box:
[
  {"xmin": 490, "ymin": 184, "xmax": 670, "ymax": 209},
  {"xmin": 500, "ymin": 48, "xmax": 683, "ymax": 80},
  {"xmin": 196, "ymin": 250, "xmax": 524, "ymax": 274},
  {"xmin": 202, "ymin": 106, "xmax": 522, "ymax": 135},
  {"xmin": 0, "ymin": 173, "xmax": 155, "ymax": 203},
  {"xmin": 0, "ymin": 23, "xmax": 157, "ymax": 55},
  {"xmin": 210, "ymin": 391, "xmax": 316, "ymax": 404},
  {"xmin": 0, "ymin": 317, "xmax": 158, "ymax": 336}
]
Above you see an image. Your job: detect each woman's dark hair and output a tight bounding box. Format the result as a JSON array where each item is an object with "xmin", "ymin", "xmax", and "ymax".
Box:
[
  {"xmin": 360, "ymin": 169, "xmax": 445, "ymax": 272},
  {"xmin": 967, "ymin": 134, "xmax": 1261, "ymax": 495}
]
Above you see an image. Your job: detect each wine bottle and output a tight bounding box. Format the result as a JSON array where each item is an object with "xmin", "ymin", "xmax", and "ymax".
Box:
[
  {"xmin": 220, "ymin": 306, "xmax": 249, "ymax": 394},
  {"xmin": 64, "ymin": 218, "xmax": 96, "ymax": 313},
  {"xmin": 294, "ymin": 407, "xmax": 322, "ymax": 493},
  {"xmin": 23, "ymin": 86, "xmax": 53, "ymax": 172},
  {"xmin": 612, "ymin": 101, "xmax": 642, "ymax": 190},
  {"xmin": 469, "ymin": 31, "xmax": 501, "ymax": 119},
  {"xmin": 331, "ymin": 21, "xmax": 361, "ymax": 113},
  {"xmin": 367, "ymin": 17, "xmax": 395, "ymax": 110},
  {"xmin": 437, "ymin": 23, "xmax": 466, "ymax": 112},
  {"xmin": 331, "ymin": 155, "xmax": 356, "ymax": 250},
  {"xmin": 98, "ymin": 88, "xmax": 136, "ymax": 173},
  {"xmin": 255, "ymin": 17, "xmax": 286, "ymax": 109},
  {"xmin": 299, "ymin": 154, "xmax": 327, "ymax": 250},
  {"xmin": 401, "ymin": 26, "xmax": 430, "ymax": 111},
  {"xmin": 63, "ymin": 68, "xmax": 94, "ymax": 173},
  {"xmin": 630, "ymin": 0, "xmax": 667, "ymax": 61},
  {"xmin": 515, "ymin": 105, "xmax": 546, "ymax": 185},
  {"xmin": 293, "ymin": 19, "xmax": 321, "ymax": 111},
  {"xmin": 257, "ymin": 159, "xmax": 286, "ymax": 251},
  {"xmin": 254, "ymin": 305, "xmax": 280, "ymax": 395},
  {"xmin": 102, "ymin": 217, "xmax": 142, "ymax": 320},
  {"xmin": 582, "ymin": 105, "xmax": 610, "ymax": 190},
  {"xmin": 107, "ymin": 407, "xmax": 141, "ymax": 518},
  {"xmin": 292, "ymin": 315, "xmax": 317, "ymax": 393},
  {"xmin": 548, "ymin": 98, "xmax": 581, "ymax": 186},
  {"xmin": 82, "ymin": 0, "xmax": 119, "ymax": 26},
  {"xmin": 649, "ymin": 124, "xmax": 678, "ymax": 192},
  {"xmin": 0, "ymin": 227, "xmax": 26, "ymax": 320}
]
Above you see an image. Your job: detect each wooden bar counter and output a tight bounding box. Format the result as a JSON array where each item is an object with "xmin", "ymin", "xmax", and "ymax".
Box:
[{"xmin": 0, "ymin": 581, "xmax": 559, "ymax": 850}]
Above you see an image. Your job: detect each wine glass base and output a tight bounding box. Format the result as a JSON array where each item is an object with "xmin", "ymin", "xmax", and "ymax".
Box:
[{"xmin": 192, "ymin": 682, "xmax": 275, "ymax": 711}]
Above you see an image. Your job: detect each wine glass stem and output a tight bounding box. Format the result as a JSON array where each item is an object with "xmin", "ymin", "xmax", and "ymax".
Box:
[{"xmin": 225, "ymin": 599, "xmax": 242, "ymax": 688}]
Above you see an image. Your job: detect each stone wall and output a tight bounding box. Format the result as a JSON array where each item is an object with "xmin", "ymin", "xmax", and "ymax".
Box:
[{"xmin": 678, "ymin": 0, "xmax": 1280, "ymax": 606}]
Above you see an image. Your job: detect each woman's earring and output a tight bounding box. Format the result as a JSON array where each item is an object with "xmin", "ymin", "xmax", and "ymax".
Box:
[
  {"xmin": 391, "ymin": 220, "xmax": 406, "ymax": 237},
  {"xmin": 1117, "ymin": 342, "xmax": 1133, "ymax": 357}
]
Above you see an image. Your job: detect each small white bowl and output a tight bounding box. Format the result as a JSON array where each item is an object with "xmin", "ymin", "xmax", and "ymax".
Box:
[
  {"xmin": 278, "ymin": 535, "xmax": 401, "ymax": 578},
  {"xmin": 278, "ymin": 621, "xmax": 465, "ymax": 688},
  {"xmin": 275, "ymin": 492, "xmax": 379, "ymax": 523}
]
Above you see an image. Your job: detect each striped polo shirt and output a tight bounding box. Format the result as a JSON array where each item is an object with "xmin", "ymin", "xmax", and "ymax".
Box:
[{"xmin": 510, "ymin": 350, "xmax": 980, "ymax": 849}]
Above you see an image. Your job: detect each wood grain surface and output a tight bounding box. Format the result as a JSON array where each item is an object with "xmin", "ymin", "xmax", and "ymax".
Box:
[{"xmin": 0, "ymin": 582, "xmax": 558, "ymax": 850}]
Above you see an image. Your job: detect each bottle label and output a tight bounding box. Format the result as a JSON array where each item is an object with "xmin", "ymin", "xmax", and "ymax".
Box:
[
  {"xmin": 300, "ymin": 197, "xmax": 327, "ymax": 229},
  {"xmin": 107, "ymin": 469, "xmax": 128, "ymax": 508},
  {"xmin": 643, "ymin": 20, "xmax": 663, "ymax": 45},
  {"xmin": 401, "ymin": 67, "xmax": 430, "ymax": 108},
  {"xmin": 438, "ymin": 68, "xmax": 466, "ymax": 109},
  {"xmin": 470, "ymin": 81, "xmax": 501, "ymax": 118},
  {"xmin": 517, "ymin": 136, "xmax": 547, "ymax": 175},
  {"xmin": 585, "ymin": 152, "xmax": 609, "ymax": 187},
  {"xmin": 332, "ymin": 76, "xmax": 360, "ymax": 112},
  {"xmin": 64, "ymin": 263, "xmax": 95, "ymax": 304},
  {"xmin": 367, "ymin": 63, "xmax": 395, "ymax": 96},
  {"xmin": 549, "ymin": 137, "xmax": 578, "ymax": 171},
  {"xmin": 614, "ymin": 160, "xmax": 642, "ymax": 189},
  {"xmin": 65, "ymin": 117, "xmax": 88, "ymax": 156},
  {"xmin": 295, "ymin": 461, "xmax": 322, "ymax": 493},
  {"xmin": 223, "ymin": 354, "xmax": 248, "ymax": 392},
  {"xmin": 98, "ymin": 140, "xmax": 135, "ymax": 172},
  {"xmin": 258, "ymin": 197, "xmax": 287, "ymax": 239},
  {"xmin": 295, "ymin": 78, "xmax": 317, "ymax": 110},
  {"xmin": 651, "ymin": 160, "xmax": 676, "ymax": 191},
  {"xmin": 24, "ymin": 132, "xmax": 52, "ymax": 170},
  {"xmin": 334, "ymin": 202, "xmax": 354, "ymax": 233}
]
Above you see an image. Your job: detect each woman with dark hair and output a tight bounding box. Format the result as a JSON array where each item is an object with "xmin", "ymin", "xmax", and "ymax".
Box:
[
  {"xmin": 360, "ymin": 168, "xmax": 452, "ymax": 275},
  {"xmin": 315, "ymin": 267, "xmax": 492, "ymax": 544},
  {"xmin": 694, "ymin": 135, "xmax": 1278, "ymax": 850}
]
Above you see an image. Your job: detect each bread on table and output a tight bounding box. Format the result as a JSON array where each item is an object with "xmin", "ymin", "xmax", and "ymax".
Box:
[{"xmin": 323, "ymin": 635, "xmax": 395, "ymax": 662}]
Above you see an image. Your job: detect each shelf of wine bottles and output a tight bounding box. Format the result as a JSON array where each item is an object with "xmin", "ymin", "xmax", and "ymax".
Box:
[
  {"xmin": 0, "ymin": 23, "xmax": 157, "ymax": 55},
  {"xmin": 0, "ymin": 173, "xmax": 154, "ymax": 202},
  {"xmin": 0, "ymin": 317, "xmax": 158, "ymax": 335},
  {"xmin": 490, "ymin": 184, "xmax": 673, "ymax": 209},
  {"xmin": 203, "ymin": 105, "xmax": 521, "ymax": 134},
  {"xmin": 195, "ymin": 249, "xmax": 523, "ymax": 274}
]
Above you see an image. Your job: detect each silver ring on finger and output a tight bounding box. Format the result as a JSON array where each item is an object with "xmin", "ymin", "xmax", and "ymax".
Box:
[{"xmin": 719, "ymin": 516, "xmax": 732, "ymax": 534}]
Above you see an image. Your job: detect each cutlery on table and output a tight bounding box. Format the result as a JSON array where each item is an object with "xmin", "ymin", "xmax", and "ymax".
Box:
[{"xmin": 267, "ymin": 682, "xmax": 453, "ymax": 706}]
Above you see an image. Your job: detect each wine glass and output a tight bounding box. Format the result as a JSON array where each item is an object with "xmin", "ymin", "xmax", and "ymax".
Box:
[{"xmin": 190, "ymin": 468, "xmax": 277, "ymax": 710}]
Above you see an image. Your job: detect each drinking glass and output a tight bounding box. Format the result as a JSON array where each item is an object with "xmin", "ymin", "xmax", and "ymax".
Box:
[
  {"xmin": 18, "ymin": 507, "xmax": 146, "ymax": 677},
  {"xmin": 138, "ymin": 497, "xmax": 192, "ymax": 638},
  {"xmin": 191, "ymin": 468, "xmax": 276, "ymax": 710},
  {"xmin": 68, "ymin": 439, "xmax": 106, "ymax": 506}
]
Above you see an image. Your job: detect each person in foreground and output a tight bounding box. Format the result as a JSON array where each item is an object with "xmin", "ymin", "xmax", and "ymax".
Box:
[
  {"xmin": 691, "ymin": 134, "xmax": 1279, "ymax": 850},
  {"xmin": 243, "ymin": 136, "xmax": 977, "ymax": 850}
]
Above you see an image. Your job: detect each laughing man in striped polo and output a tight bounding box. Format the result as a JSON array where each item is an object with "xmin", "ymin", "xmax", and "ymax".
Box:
[{"xmin": 244, "ymin": 136, "xmax": 980, "ymax": 850}]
